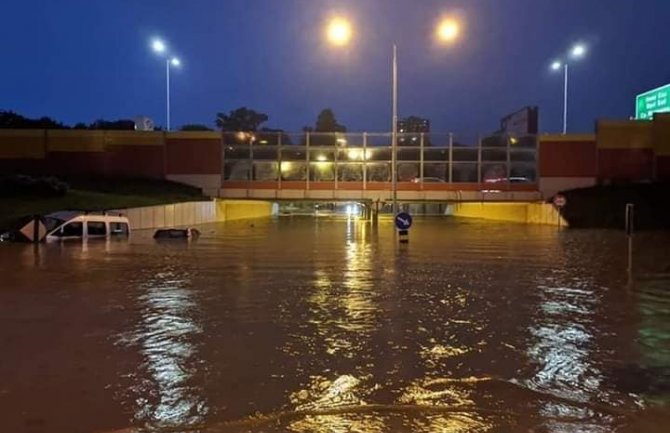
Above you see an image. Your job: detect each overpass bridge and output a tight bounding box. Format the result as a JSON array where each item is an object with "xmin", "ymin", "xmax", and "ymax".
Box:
[
  {"xmin": 220, "ymin": 181, "xmax": 541, "ymax": 202},
  {"xmin": 218, "ymin": 132, "xmax": 541, "ymax": 202}
]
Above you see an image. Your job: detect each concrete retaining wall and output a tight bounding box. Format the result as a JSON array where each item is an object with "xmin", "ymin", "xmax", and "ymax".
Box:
[
  {"xmin": 113, "ymin": 199, "xmax": 275, "ymax": 230},
  {"xmin": 447, "ymin": 202, "xmax": 566, "ymax": 226},
  {"xmin": 216, "ymin": 200, "xmax": 277, "ymax": 222}
]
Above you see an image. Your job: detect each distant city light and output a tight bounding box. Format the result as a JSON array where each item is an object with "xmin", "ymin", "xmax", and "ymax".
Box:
[
  {"xmin": 316, "ymin": 154, "xmax": 328, "ymax": 162},
  {"xmin": 347, "ymin": 149, "xmax": 362, "ymax": 160},
  {"xmin": 326, "ymin": 17, "xmax": 353, "ymax": 46},
  {"xmin": 571, "ymin": 44, "xmax": 586, "ymax": 58},
  {"xmin": 171, "ymin": 57, "xmax": 181, "ymax": 67},
  {"xmin": 152, "ymin": 39, "xmax": 166, "ymax": 53},
  {"xmin": 551, "ymin": 61, "xmax": 562, "ymax": 71},
  {"xmin": 436, "ymin": 18, "xmax": 460, "ymax": 43}
]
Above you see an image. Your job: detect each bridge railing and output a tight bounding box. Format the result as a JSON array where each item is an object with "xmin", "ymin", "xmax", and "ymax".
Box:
[{"xmin": 221, "ymin": 132, "xmax": 538, "ymax": 190}]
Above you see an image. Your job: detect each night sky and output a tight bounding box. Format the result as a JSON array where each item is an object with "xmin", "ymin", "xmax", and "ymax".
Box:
[{"xmin": 2, "ymin": 0, "xmax": 669, "ymax": 137}]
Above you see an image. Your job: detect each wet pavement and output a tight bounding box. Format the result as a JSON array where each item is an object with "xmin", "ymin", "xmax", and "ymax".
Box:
[{"xmin": 1, "ymin": 217, "xmax": 670, "ymax": 432}]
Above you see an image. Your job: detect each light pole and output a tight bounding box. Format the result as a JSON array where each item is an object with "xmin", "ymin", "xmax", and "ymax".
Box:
[
  {"xmin": 551, "ymin": 43, "xmax": 586, "ymax": 134},
  {"xmin": 326, "ymin": 16, "xmax": 460, "ymax": 216},
  {"xmin": 151, "ymin": 38, "xmax": 181, "ymax": 131},
  {"xmin": 392, "ymin": 44, "xmax": 398, "ymax": 215}
]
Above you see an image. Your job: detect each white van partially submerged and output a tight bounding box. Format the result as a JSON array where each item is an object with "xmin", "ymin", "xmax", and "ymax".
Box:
[{"xmin": 44, "ymin": 211, "xmax": 130, "ymax": 242}]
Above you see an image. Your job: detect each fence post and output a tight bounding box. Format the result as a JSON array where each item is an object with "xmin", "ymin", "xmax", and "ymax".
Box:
[
  {"xmin": 277, "ymin": 132, "xmax": 282, "ymax": 192},
  {"xmin": 420, "ymin": 132, "xmax": 425, "ymax": 190},
  {"xmin": 363, "ymin": 132, "xmax": 368, "ymax": 191},
  {"xmin": 448, "ymin": 132, "xmax": 453, "ymax": 183},
  {"xmin": 305, "ymin": 131, "xmax": 310, "ymax": 191},
  {"xmin": 477, "ymin": 134, "xmax": 482, "ymax": 186}
]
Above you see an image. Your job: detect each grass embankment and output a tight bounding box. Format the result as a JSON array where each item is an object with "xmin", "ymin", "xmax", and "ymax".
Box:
[
  {"xmin": 0, "ymin": 178, "xmax": 207, "ymax": 231},
  {"xmin": 561, "ymin": 183, "xmax": 670, "ymax": 230}
]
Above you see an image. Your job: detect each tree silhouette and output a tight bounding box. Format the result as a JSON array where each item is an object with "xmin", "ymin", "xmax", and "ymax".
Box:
[
  {"xmin": 89, "ymin": 119, "xmax": 135, "ymax": 130},
  {"xmin": 310, "ymin": 109, "xmax": 347, "ymax": 146},
  {"xmin": 181, "ymin": 124, "xmax": 213, "ymax": 131},
  {"xmin": 215, "ymin": 107, "xmax": 268, "ymax": 132},
  {"xmin": 315, "ymin": 108, "xmax": 346, "ymax": 133},
  {"xmin": 0, "ymin": 110, "xmax": 67, "ymax": 129}
]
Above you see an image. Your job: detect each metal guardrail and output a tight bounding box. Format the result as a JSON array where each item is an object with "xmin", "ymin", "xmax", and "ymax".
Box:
[{"xmin": 221, "ymin": 132, "xmax": 538, "ymax": 189}]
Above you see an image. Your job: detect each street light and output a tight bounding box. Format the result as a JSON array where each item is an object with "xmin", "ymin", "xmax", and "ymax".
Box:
[
  {"xmin": 551, "ymin": 43, "xmax": 587, "ymax": 134},
  {"xmin": 326, "ymin": 16, "xmax": 461, "ymax": 216},
  {"xmin": 152, "ymin": 39, "xmax": 166, "ymax": 53},
  {"xmin": 151, "ymin": 38, "xmax": 181, "ymax": 131},
  {"xmin": 436, "ymin": 18, "xmax": 460, "ymax": 43},
  {"xmin": 571, "ymin": 44, "xmax": 586, "ymax": 58},
  {"xmin": 326, "ymin": 17, "xmax": 352, "ymax": 46}
]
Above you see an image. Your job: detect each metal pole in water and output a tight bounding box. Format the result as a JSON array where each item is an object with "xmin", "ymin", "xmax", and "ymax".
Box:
[
  {"xmin": 391, "ymin": 44, "xmax": 398, "ymax": 217},
  {"xmin": 626, "ymin": 203, "xmax": 635, "ymax": 276}
]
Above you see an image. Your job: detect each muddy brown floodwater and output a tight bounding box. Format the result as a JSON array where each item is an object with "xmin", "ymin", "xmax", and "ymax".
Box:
[{"xmin": 1, "ymin": 217, "xmax": 670, "ymax": 433}]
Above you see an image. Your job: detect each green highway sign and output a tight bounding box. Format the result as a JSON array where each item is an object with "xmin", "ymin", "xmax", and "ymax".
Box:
[{"xmin": 636, "ymin": 83, "xmax": 670, "ymax": 120}]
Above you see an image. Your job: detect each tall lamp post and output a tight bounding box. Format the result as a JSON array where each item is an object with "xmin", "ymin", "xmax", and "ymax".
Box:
[
  {"xmin": 326, "ymin": 16, "xmax": 461, "ymax": 215},
  {"xmin": 551, "ymin": 43, "xmax": 586, "ymax": 134},
  {"xmin": 151, "ymin": 38, "xmax": 181, "ymax": 131}
]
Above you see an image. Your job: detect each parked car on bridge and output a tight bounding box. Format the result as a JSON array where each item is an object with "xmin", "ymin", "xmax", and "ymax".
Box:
[{"xmin": 411, "ymin": 177, "xmax": 446, "ymax": 183}]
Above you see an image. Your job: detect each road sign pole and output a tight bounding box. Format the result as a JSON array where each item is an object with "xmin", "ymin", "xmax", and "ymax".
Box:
[
  {"xmin": 395, "ymin": 212, "xmax": 413, "ymax": 244},
  {"xmin": 626, "ymin": 203, "xmax": 635, "ymax": 277},
  {"xmin": 553, "ymin": 194, "xmax": 567, "ymax": 229}
]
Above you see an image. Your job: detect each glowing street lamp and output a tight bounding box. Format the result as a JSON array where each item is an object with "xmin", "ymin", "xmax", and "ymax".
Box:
[
  {"xmin": 326, "ymin": 15, "xmax": 462, "ymax": 215},
  {"xmin": 571, "ymin": 44, "xmax": 586, "ymax": 58},
  {"xmin": 152, "ymin": 39, "xmax": 166, "ymax": 54},
  {"xmin": 436, "ymin": 18, "xmax": 460, "ymax": 43},
  {"xmin": 326, "ymin": 17, "xmax": 352, "ymax": 47},
  {"xmin": 151, "ymin": 38, "xmax": 182, "ymax": 131},
  {"xmin": 551, "ymin": 43, "xmax": 587, "ymax": 134}
]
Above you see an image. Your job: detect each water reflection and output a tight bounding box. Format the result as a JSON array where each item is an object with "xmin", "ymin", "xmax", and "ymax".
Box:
[
  {"xmin": 525, "ymin": 273, "xmax": 613, "ymax": 430},
  {"xmin": 4, "ymin": 220, "xmax": 670, "ymax": 433},
  {"xmin": 281, "ymin": 220, "xmax": 381, "ymax": 431},
  {"xmin": 117, "ymin": 266, "xmax": 206, "ymax": 428},
  {"xmin": 634, "ymin": 277, "xmax": 670, "ymax": 406}
]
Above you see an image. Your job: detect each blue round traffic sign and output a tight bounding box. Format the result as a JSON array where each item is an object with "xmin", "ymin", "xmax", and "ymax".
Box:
[{"xmin": 395, "ymin": 212, "xmax": 413, "ymax": 230}]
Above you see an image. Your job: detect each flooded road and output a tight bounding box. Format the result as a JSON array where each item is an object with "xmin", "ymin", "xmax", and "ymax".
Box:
[{"xmin": 1, "ymin": 217, "xmax": 670, "ymax": 433}]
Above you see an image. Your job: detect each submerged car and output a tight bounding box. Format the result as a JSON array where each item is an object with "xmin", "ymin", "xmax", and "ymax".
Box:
[
  {"xmin": 44, "ymin": 212, "xmax": 130, "ymax": 242},
  {"xmin": 1, "ymin": 211, "xmax": 130, "ymax": 243}
]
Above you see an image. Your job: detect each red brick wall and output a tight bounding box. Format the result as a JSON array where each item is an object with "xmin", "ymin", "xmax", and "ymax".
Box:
[
  {"xmin": 597, "ymin": 149, "xmax": 655, "ymax": 181},
  {"xmin": 656, "ymin": 156, "xmax": 670, "ymax": 181},
  {"xmin": 44, "ymin": 152, "xmax": 108, "ymax": 177},
  {"xmin": 105, "ymin": 145, "xmax": 165, "ymax": 178},
  {"xmin": 166, "ymin": 138, "xmax": 221, "ymax": 175},
  {"xmin": 539, "ymin": 139, "xmax": 597, "ymax": 177}
]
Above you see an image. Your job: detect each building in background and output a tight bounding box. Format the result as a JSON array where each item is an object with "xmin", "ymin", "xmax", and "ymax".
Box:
[
  {"xmin": 398, "ymin": 116, "xmax": 430, "ymax": 133},
  {"xmin": 499, "ymin": 106, "xmax": 539, "ymax": 136},
  {"xmin": 398, "ymin": 116, "xmax": 430, "ymax": 146}
]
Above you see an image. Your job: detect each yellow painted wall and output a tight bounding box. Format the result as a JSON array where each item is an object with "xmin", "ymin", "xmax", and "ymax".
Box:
[
  {"xmin": 115, "ymin": 200, "xmax": 275, "ymax": 230},
  {"xmin": 652, "ymin": 114, "xmax": 670, "ymax": 156},
  {"xmin": 105, "ymin": 130, "xmax": 164, "ymax": 146},
  {"xmin": 47, "ymin": 130, "xmax": 106, "ymax": 152},
  {"xmin": 0, "ymin": 130, "xmax": 46, "ymax": 158},
  {"xmin": 216, "ymin": 200, "xmax": 275, "ymax": 221},
  {"xmin": 449, "ymin": 202, "xmax": 566, "ymax": 226},
  {"xmin": 597, "ymin": 120, "xmax": 653, "ymax": 150}
]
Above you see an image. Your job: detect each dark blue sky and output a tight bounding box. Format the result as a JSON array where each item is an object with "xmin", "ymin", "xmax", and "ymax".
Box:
[{"xmin": 2, "ymin": 0, "xmax": 669, "ymax": 136}]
